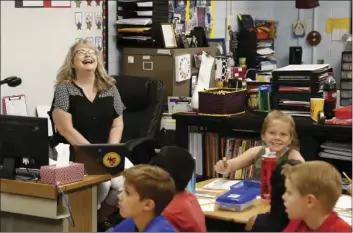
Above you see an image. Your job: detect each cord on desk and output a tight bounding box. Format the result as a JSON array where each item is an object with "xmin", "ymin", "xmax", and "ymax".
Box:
[
  {"xmin": 26, "ymin": 167, "xmax": 39, "ymax": 182},
  {"xmin": 16, "ymin": 168, "xmax": 75, "ymax": 227},
  {"xmin": 54, "ymin": 183, "xmax": 76, "ymax": 228},
  {"xmin": 15, "ymin": 168, "xmax": 39, "ymax": 182}
]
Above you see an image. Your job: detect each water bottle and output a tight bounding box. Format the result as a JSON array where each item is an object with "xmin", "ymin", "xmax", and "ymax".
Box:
[
  {"xmin": 260, "ymin": 152, "xmax": 277, "ymax": 200},
  {"xmin": 323, "ymin": 72, "xmax": 337, "ymax": 119},
  {"xmin": 186, "ymin": 157, "xmax": 196, "ymax": 193},
  {"xmin": 258, "ymin": 85, "xmax": 272, "ymax": 112}
]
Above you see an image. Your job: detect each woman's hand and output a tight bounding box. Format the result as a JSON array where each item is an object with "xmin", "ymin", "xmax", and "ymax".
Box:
[{"xmin": 214, "ymin": 158, "xmax": 231, "ymax": 174}]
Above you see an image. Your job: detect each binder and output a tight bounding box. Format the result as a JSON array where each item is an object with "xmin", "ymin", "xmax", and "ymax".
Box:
[{"xmin": 2, "ymin": 94, "xmax": 28, "ymax": 116}]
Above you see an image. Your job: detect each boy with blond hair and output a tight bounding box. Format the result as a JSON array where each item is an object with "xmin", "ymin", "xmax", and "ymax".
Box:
[
  {"xmin": 109, "ymin": 164, "xmax": 176, "ymax": 232},
  {"xmin": 282, "ymin": 161, "xmax": 352, "ymax": 232}
]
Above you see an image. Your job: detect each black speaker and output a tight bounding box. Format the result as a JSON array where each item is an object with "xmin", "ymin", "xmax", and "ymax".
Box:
[
  {"xmin": 289, "ymin": 46, "xmax": 302, "ymax": 64},
  {"xmin": 0, "ymin": 157, "xmax": 16, "ymax": 179}
]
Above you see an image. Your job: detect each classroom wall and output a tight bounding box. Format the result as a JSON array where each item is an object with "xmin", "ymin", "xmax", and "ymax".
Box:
[
  {"xmin": 0, "ymin": 1, "xmax": 102, "ymax": 116},
  {"xmin": 225, "ymin": 1, "xmax": 350, "ymax": 85},
  {"xmin": 274, "ymin": 1, "xmax": 351, "ymax": 85},
  {"xmin": 1, "ymin": 1, "xmax": 350, "ymax": 116}
]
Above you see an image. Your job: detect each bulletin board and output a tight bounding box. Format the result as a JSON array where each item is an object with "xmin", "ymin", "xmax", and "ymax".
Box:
[
  {"xmin": 168, "ymin": 0, "xmax": 215, "ymax": 38},
  {"xmin": 102, "ymin": 0, "xmax": 108, "ymax": 70}
]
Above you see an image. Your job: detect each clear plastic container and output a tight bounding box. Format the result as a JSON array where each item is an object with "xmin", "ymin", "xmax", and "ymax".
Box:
[{"xmin": 215, "ymin": 180, "xmax": 259, "ymax": 212}]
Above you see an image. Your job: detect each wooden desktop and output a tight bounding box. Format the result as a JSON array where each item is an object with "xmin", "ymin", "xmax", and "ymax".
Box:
[
  {"xmin": 0, "ymin": 175, "xmax": 111, "ymax": 232},
  {"xmin": 197, "ymin": 179, "xmax": 270, "ymax": 224}
]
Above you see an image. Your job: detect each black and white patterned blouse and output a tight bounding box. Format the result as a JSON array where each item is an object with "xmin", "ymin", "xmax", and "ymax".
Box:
[{"xmin": 52, "ymin": 82, "xmax": 125, "ymax": 145}]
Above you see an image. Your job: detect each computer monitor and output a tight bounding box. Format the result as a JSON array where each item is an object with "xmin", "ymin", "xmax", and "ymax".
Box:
[{"xmin": 0, "ymin": 115, "xmax": 49, "ymax": 179}]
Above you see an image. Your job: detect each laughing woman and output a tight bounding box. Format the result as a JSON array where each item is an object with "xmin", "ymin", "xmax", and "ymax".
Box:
[{"xmin": 50, "ymin": 39, "xmax": 128, "ymax": 230}]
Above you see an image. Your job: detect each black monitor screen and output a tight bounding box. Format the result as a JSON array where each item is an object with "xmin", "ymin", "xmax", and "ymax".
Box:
[{"xmin": 0, "ymin": 115, "xmax": 49, "ymax": 169}]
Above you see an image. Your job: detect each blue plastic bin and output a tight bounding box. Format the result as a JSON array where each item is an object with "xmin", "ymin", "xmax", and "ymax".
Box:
[{"xmin": 216, "ymin": 180, "xmax": 260, "ymax": 212}]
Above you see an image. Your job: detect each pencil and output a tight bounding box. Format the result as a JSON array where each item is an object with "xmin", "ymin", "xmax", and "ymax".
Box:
[
  {"xmin": 342, "ymin": 172, "xmax": 352, "ymax": 184},
  {"xmin": 222, "ymin": 157, "xmax": 228, "ymax": 169},
  {"xmin": 222, "ymin": 157, "xmax": 229, "ymax": 178}
]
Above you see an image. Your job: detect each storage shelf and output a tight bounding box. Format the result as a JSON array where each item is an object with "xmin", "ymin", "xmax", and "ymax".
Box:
[
  {"xmin": 115, "ymin": 0, "xmax": 168, "ymax": 48},
  {"xmin": 340, "ymin": 51, "xmax": 352, "ymax": 106}
]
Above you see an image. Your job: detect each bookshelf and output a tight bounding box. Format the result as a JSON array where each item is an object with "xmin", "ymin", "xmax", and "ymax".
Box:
[
  {"xmin": 340, "ymin": 51, "xmax": 352, "ymax": 106},
  {"xmin": 174, "ymin": 112, "xmax": 352, "ymax": 181}
]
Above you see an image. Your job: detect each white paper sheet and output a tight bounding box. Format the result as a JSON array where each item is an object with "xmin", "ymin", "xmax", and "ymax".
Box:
[
  {"xmin": 3, "ymin": 95, "xmax": 28, "ymax": 116},
  {"xmin": 201, "ymin": 203, "xmax": 215, "ymax": 212},
  {"xmin": 191, "ymin": 52, "xmax": 214, "ymax": 109},
  {"xmin": 332, "ymin": 28, "xmax": 347, "ymax": 41},
  {"xmin": 274, "ymin": 64, "xmax": 329, "ymax": 72},
  {"xmin": 51, "ymin": 1, "xmax": 70, "ymax": 7},
  {"xmin": 335, "ymin": 195, "xmax": 352, "ymax": 209},
  {"xmin": 198, "ymin": 199, "xmax": 215, "ymax": 205},
  {"xmin": 56, "ymin": 143, "xmax": 70, "ymax": 167},
  {"xmin": 23, "ymin": 0, "xmax": 43, "ymax": 7},
  {"xmin": 203, "ymin": 179, "xmax": 240, "ymax": 190}
]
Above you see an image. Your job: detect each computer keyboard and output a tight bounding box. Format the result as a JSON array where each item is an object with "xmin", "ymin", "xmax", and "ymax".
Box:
[
  {"xmin": 16, "ymin": 168, "xmax": 40, "ymax": 178},
  {"xmin": 0, "ymin": 166, "xmax": 40, "ymax": 180}
]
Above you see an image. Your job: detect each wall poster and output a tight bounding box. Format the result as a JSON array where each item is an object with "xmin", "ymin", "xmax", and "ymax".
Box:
[{"xmin": 168, "ymin": 0, "xmax": 215, "ymax": 38}]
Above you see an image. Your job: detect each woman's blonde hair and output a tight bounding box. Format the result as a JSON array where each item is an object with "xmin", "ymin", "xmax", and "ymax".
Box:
[
  {"xmin": 56, "ymin": 39, "xmax": 115, "ymax": 91},
  {"xmin": 261, "ymin": 110, "xmax": 299, "ymax": 150}
]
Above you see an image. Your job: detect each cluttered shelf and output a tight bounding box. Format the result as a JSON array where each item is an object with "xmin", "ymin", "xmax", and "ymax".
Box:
[
  {"xmin": 115, "ymin": 0, "xmax": 169, "ymax": 48},
  {"xmin": 173, "ymin": 111, "xmax": 352, "ymax": 180},
  {"xmin": 173, "ymin": 111, "xmax": 351, "ymax": 135}
]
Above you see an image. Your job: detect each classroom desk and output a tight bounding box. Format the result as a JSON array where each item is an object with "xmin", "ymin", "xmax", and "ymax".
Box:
[
  {"xmin": 0, "ymin": 175, "xmax": 111, "ymax": 232},
  {"xmin": 197, "ymin": 179, "xmax": 270, "ymax": 224}
]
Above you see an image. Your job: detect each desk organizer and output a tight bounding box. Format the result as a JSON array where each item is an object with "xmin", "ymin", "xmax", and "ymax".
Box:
[
  {"xmin": 216, "ymin": 180, "xmax": 260, "ymax": 212},
  {"xmin": 198, "ymin": 88, "xmax": 247, "ymax": 116},
  {"xmin": 40, "ymin": 162, "xmax": 84, "ymax": 185},
  {"xmin": 271, "ymin": 65, "xmax": 330, "ymax": 112}
]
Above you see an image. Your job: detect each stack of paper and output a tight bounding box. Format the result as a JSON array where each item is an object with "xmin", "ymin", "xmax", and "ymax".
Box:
[
  {"xmin": 318, "ymin": 141, "xmax": 352, "ymax": 161},
  {"xmin": 202, "ymin": 179, "xmax": 240, "ymax": 190},
  {"xmin": 198, "ymin": 199, "xmax": 215, "ymax": 212}
]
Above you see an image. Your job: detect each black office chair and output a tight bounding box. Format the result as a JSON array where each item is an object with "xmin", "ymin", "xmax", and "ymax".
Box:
[
  {"xmin": 113, "ymin": 75, "xmax": 165, "ymax": 165},
  {"xmin": 48, "ymin": 76, "xmax": 165, "ymax": 165}
]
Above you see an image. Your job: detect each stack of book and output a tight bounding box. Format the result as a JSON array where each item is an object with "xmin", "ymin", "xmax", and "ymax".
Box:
[{"xmin": 203, "ymin": 133, "xmax": 262, "ymax": 179}]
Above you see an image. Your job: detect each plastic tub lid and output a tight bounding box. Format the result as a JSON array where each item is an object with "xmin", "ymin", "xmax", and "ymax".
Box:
[{"xmin": 216, "ymin": 186, "xmax": 259, "ymax": 204}]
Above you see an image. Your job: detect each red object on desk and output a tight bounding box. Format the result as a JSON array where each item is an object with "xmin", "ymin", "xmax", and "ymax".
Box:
[
  {"xmin": 260, "ymin": 154, "xmax": 277, "ymax": 200},
  {"xmin": 334, "ymin": 105, "xmax": 352, "ymax": 120},
  {"xmin": 40, "ymin": 162, "xmax": 84, "ymax": 185}
]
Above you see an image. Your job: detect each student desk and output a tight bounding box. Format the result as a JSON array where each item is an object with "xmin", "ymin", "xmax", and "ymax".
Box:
[
  {"xmin": 0, "ymin": 175, "xmax": 111, "ymax": 232},
  {"xmin": 196, "ymin": 179, "xmax": 270, "ymax": 224}
]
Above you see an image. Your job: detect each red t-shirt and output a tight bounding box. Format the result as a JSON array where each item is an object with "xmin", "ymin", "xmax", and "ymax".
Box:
[
  {"xmin": 283, "ymin": 211, "xmax": 352, "ymax": 232},
  {"xmin": 162, "ymin": 190, "xmax": 207, "ymax": 232}
]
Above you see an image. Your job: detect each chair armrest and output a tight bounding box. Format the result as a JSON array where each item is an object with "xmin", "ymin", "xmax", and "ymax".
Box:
[
  {"xmin": 125, "ymin": 137, "xmax": 158, "ymax": 152},
  {"xmin": 125, "ymin": 137, "xmax": 158, "ymax": 165}
]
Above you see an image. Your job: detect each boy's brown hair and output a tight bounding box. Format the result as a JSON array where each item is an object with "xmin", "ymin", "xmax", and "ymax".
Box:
[
  {"xmin": 262, "ymin": 110, "xmax": 299, "ymax": 150},
  {"xmin": 123, "ymin": 164, "xmax": 176, "ymax": 215},
  {"xmin": 282, "ymin": 161, "xmax": 342, "ymax": 211}
]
